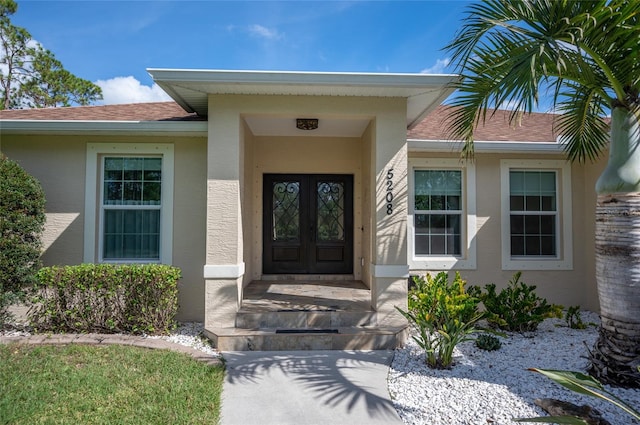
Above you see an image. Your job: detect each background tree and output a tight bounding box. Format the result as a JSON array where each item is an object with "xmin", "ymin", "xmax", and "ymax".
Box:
[
  {"xmin": 0, "ymin": 155, "xmax": 46, "ymax": 327},
  {"xmin": 444, "ymin": 0, "xmax": 639, "ymax": 387},
  {"xmin": 0, "ymin": 0, "xmax": 101, "ymax": 109},
  {"xmin": 0, "ymin": 0, "xmax": 29, "ymax": 109},
  {"xmin": 17, "ymin": 46, "xmax": 102, "ymax": 108}
]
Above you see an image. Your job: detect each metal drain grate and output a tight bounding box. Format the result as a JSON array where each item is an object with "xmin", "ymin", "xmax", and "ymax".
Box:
[
  {"xmin": 276, "ymin": 309, "xmax": 336, "ymax": 312},
  {"xmin": 275, "ymin": 329, "xmax": 339, "ymax": 334}
]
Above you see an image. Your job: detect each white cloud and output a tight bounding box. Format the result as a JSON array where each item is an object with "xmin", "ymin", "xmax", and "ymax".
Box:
[
  {"xmin": 498, "ymin": 99, "xmax": 526, "ymax": 111},
  {"xmin": 247, "ymin": 24, "xmax": 283, "ymax": 40},
  {"xmin": 421, "ymin": 57, "xmax": 451, "ymax": 74},
  {"xmin": 95, "ymin": 76, "xmax": 171, "ymax": 105}
]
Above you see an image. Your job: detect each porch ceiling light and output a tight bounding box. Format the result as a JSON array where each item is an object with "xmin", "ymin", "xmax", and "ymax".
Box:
[{"xmin": 296, "ymin": 118, "xmax": 319, "ymax": 131}]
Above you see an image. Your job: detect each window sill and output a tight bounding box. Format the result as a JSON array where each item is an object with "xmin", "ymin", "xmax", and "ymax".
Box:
[
  {"xmin": 409, "ymin": 257, "xmax": 476, "ymax": 271},
  {"xmin": 502, "ymin": 258, "xmax": 573, "ymax": 271}
]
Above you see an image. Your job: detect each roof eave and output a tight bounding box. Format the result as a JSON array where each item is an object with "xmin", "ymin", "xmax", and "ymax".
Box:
[
  {"xmin": 147, "ymin": 68, "xmax": 459, "ymax": 87},
  {"xmin": 408, "ymin": 139, "xmax": 566, "ymax": 154},
  {"xmin": 0, "ymin": 120, "xmax": 208, "ymax": 136},
  {"xmin": 148, "ymin": 68, "xmax": 459, "ymax": 126}
]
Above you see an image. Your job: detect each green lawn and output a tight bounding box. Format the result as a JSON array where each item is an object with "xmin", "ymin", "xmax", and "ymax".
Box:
[{"xmin": 0, "ymin": 344, "xmax": 224, "ymax": 425}]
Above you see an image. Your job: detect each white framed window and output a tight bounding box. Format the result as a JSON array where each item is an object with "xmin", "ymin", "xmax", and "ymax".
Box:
[
  {"xmin": 408, "ymin": 158, "xmax": 476, "ymax": 270},
  {"xmin": 500, "ymin": 159, "xmax": 572, "ymax": 270},
  {"xmin": 84, "ymin": 144, "xmax": 174, "ymax": 264},
  {"xmin": 102, "ymin": 157, "xmax": 162, "ymax": 261}
]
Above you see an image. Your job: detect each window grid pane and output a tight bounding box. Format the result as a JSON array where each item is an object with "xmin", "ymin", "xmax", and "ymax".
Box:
[
  {"xmin": 102, "ymin": 156, "xmax": 162, "ymax": 261},
  {"xmin": 509, "ymin": 170, "xmax": 557, "ymax": 257},
  {"xmin": 414, "ymin": 169, "xmax": 463, "ymax": 256},
  {"xmin": 415, "ymin": 213, "xmax": 462, "ymax": 255},
  {"xmin": 103, "ymin": 209, "xmax": 161, "ymax": 260},
  {"xmin": 415, "ymin": 170, "xmax": 462, "ymax": 211},
  {"xmin": 104, "ymin": 156, "xmax": 162, "ymax": 206}
]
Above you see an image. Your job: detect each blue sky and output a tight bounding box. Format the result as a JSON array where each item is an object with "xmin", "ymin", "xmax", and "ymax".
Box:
[{"xmin": 13, "ymin": 0, "xmax": 471, "ymax": 105}]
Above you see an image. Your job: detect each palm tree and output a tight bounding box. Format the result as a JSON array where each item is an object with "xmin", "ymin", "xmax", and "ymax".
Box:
[{"xmin": 444, "ymin": 0, "xmax": 639, "ymax": 387}]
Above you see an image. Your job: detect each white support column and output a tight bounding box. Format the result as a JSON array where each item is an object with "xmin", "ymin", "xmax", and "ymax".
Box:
[
  {"xmin": 370, "ymin": 101, "xmax": 410, "ymax": 326},
  {"xmin": 204, "ymin": 96, "xmax": 244, "ymax": 331}
]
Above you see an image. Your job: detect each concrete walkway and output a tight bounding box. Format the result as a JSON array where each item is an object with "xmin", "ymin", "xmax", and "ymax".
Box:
[{"xmin": 221, "ymin": 350, "xmax": 402, "ymax": 425}]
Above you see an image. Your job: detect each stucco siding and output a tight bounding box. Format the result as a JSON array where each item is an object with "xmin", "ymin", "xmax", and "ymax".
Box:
[
  {"xmin": 3, "ymin": 136, "xmax": 86, "ymax": 266},
  {"xmin": 241, "ymin": 121, "xmax": 256, "ymax": 288},
  {"xmin": 373, "ymin": 102, "xmax": 409, "ymax": 267},
  {"xmin": 172, "ymin": 138, "xmax": 207, "ymax": 321},
  {"xmin": 361, "ymin": 122, "xmax": 374, "ymax": 288},
  {"xmin": 1, "ymin": 135, "xmax": 207, "ymax": 321},
  {"xmin": 407, "ymin": 150, "xmax": 606, "ymax": 311}
]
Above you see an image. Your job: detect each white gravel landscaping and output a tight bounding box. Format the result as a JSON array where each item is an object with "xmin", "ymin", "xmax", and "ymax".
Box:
[
  {"xmin": 388, "ymin": 311, "xmax": 640, "ymax": 425},
  {"xmin": 147, "ymin": 322, "xmax": 220, "ymax": 357}
]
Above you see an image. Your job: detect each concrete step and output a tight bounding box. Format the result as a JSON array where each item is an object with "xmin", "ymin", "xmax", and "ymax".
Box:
[
  {"xmin": 204, "ymin": 326, "xmax": 408, "ymax": 351},
  {"xmin": 235, "ymin": 309, "xmax": 377, "ymax": 329}
]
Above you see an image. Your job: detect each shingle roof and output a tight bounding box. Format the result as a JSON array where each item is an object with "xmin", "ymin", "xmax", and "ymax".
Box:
[
  {"xmin": 0, "ymin": 101, "xmax": 204, "ymax": 122},
  {"xmin": 409, "ymin": 105, "xmax": 558, "ymax": 142},
  {"xmin": 0, "ymin": 101, "xmax": 558, "ymax": 142}
]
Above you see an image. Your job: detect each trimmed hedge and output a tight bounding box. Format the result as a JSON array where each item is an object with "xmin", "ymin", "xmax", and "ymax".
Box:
[{"xmin": 30, "ymin": 264, "xmax": 180, "ymax": 335}]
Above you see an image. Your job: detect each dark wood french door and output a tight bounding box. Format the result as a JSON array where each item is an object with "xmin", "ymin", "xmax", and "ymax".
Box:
[{"xmin": 263, "ymin": 174, "xmax": 353, "ymax": 274}]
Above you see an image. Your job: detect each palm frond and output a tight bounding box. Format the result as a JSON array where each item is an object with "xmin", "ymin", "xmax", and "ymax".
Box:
[
  {"xmin": 443, "ymin": 0, "xmax": 637, "ymax": 161},
  {"xmin": 554, "ymin": 81, "xmax": 609, "ymax": 163}
]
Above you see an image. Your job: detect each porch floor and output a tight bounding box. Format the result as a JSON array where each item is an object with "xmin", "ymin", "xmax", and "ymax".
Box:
[
  {"xmin": 205, "ymin": 279, "xmax": 407, "ymax": 351},
  {"xmin": 241, "ymin": 280, "xmax": 371, "ymax": 312}
]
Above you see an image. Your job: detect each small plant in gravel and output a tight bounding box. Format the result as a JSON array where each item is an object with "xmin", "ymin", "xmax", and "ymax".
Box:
[
  {"xmin": 397, "ymin": 271, "xmax": 484, "ymax": 369},
  {"xmin": 564, "ymin": 305, "xmax": 587, "ymax": 330},
  {"xmin": 468, "ymin": 272, "xmax": 563, "ymax": 332},
  {"xmin": 475, "ymin": 334, "xmax": 501, "ymax": 351}
]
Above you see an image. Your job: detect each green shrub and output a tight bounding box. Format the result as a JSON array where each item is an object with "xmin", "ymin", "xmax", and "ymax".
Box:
[
  {"xmin": 475, "ymin": 334, "xmax": 502, "ymax": 351},
  {"xmin": 30, "ymin": 264, "xmax": 180, "ymax": 335},
  {"xmin": 408, "ymin": 271, "xmax": 481, "ymax": 326},
  {"xmin": 469, "ymin": 272, "xmax": 563, "ymax": 332},
  {"xmin": 397, "ymin": 271, "xmax": 483, "ymax": 369},
  {"xmin": 0, "ymin": 155, "xmax": 46, "ymax": 327}
]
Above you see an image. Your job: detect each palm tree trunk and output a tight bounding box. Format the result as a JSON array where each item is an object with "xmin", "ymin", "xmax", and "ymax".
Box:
[
  {"xmin": 590, "ymin": 108, "xmax": 640, "ymax": 387},
  {"xmin": 591, "ymin": 193, "xmax": 640, "ymax": 387}
]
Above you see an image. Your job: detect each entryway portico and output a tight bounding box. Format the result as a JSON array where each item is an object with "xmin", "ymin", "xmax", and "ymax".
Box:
[{"xmin": 149, "ymin": 69, "xmax": 457, "ymax": 350}]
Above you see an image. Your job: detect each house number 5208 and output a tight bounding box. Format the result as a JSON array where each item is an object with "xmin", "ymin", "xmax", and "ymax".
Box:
[{"xmin": 386, "ymin": 168, "xmax": 394, "ymax": 215}]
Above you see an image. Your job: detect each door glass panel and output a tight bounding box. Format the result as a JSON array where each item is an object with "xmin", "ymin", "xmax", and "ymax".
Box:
[
  {"xmin": 316, "ymin": 181, "xmax": 345, "ymax": 242},
  {"xmin": 272, "ymin": 181, "xmax": 300, "ymax": 241}
]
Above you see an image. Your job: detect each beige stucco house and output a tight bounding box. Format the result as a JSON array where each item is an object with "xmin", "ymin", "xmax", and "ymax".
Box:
[{"xmin": 0, "ymin": 70, "xmax": 605, "ymax": 350}]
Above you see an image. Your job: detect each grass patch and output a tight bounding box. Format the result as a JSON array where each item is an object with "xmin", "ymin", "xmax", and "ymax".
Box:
[{"xmin": 0, "ymin": 344, "xmax": 224, "ymax": 424}]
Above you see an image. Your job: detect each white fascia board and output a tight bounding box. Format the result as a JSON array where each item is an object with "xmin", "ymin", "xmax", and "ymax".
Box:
[
  {"xmin": 147, "ymin": 68, "xmax": 459, "ymax": 89},
  {"xmin": 0, "ymin": 120, "xmax": 208, "ymax": 136},
  {"xmin": 408, "ymin": 139, "xmax": 566, "ymax": 154}
]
